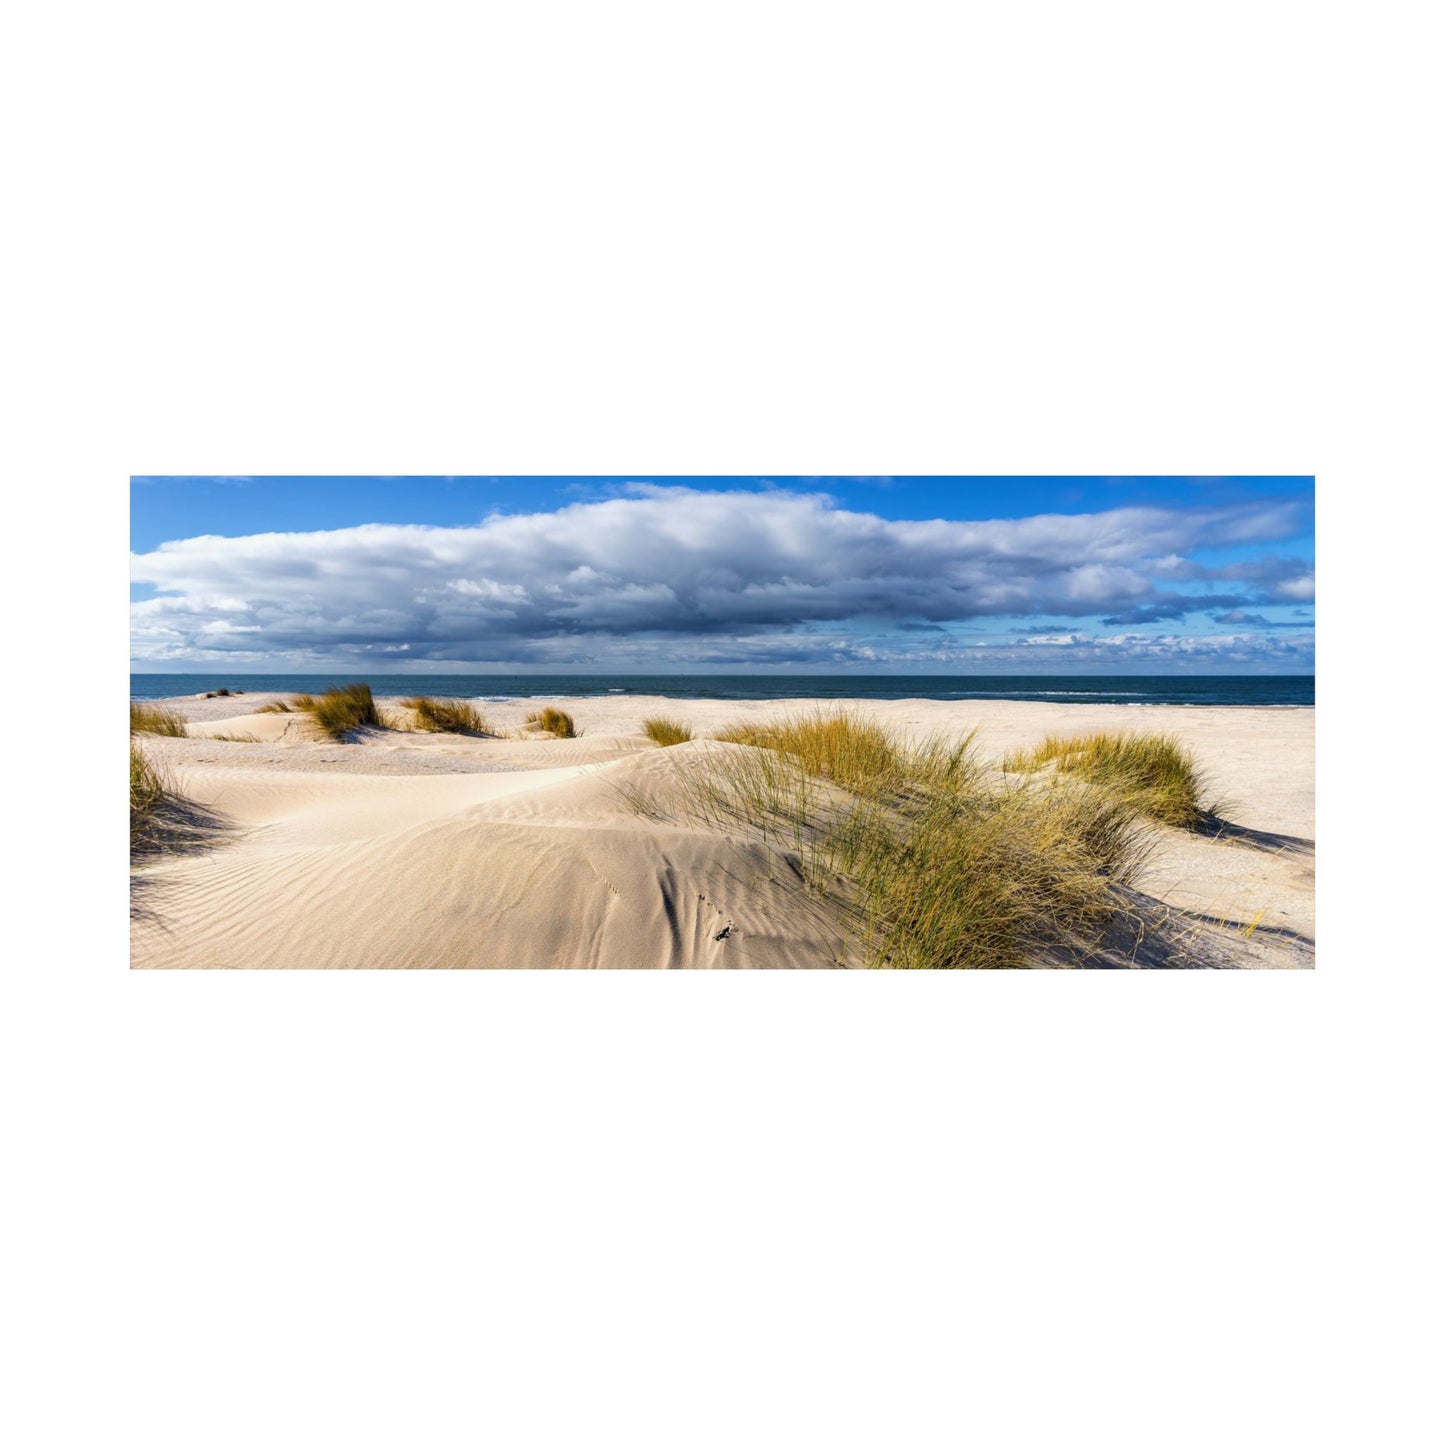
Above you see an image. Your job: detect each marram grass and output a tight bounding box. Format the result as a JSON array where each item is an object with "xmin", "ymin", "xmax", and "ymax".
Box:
[
  {"xmin": 130, "ymin": 740, "xmax": 227, "ymax": 858},
  {"xmin": 277, "ymin": 683, "xmax": 382, "ymax": 740},
  {"xmin": 526, "ymin": 706, "xmax": 578, "ymax": 739},
  {"xmin": 642, "ymin": 708, "xmax": 1153, "ymax": 968},
  {"xmin": 1004, "ymin": 730, "xmax": 1210, "ymax": 828},
  {"xmin": 642, "ymin": 716, "xmax": 693, "ymax": 747},
  {"xmin": 130, "ymin": 702, "xmax": 188, "ymax": 737},
  {"xmin": 714, "ymin": 708, "xmax": 979, "ymax": 801},
  {"xmin": 403, "ymin": 696, "xmax": 491, "ymax": 734},
  {"xmin": 129, "ymin": 740, "xmax": 167, "ymax": 848}
]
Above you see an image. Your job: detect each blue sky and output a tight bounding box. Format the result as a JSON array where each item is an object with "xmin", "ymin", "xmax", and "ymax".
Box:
[{"xmin": 130, "ymin": 477, "xmax": 1314, "ymax": 673}]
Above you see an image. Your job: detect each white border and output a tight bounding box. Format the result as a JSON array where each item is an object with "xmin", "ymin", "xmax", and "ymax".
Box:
[{"xmin": 9, "ymin": 4, "xmax": 1432, "ymax": 1442}]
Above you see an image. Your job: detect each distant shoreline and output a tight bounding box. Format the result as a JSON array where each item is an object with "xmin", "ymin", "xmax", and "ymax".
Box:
[{"xmin": 130, "ymin": 673, "xmax": 1316, "ymax": 708}]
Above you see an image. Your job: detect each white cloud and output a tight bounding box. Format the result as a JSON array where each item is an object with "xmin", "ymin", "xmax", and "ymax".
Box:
[
  {"xmin": 1274, "ymin": 575, "xmax": 1316, "ymax": 601},
  {"xmin": 130, "ymin": 487, "xmax": 1312, "ymax": 668}
]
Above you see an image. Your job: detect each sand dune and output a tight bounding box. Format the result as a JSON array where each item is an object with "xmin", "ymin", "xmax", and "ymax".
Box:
[
  {"xmin": 131, "ymin": 694, "xmax": 1314, "ymax": 969},
  {"xmin": 133, "ymin": 743, "xmax": 841, "ymax": 968}
]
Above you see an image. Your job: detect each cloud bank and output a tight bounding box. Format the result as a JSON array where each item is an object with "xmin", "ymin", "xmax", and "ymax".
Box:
[{"xmin": 131, "ymin": 485, "xmax": 1314, "ymax": 670}]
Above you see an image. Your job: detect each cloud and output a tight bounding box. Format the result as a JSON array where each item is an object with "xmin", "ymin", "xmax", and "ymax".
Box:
[
  {"xmin": 1271, "ymin": 575, "xmax": 1315, "ymax": 602},
  {"xmin": 1100, "ymin": 603, "xmax": 1188, "ymax": 626},
  {"xmin": 131, "ymin": 486, "xmax": 1312, "ymax": 667}
]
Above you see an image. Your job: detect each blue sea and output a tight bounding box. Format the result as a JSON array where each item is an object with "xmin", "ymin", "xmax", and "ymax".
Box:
[{"xmin": 131, "ymin": 674, "xmax": 1314, "ymax": 707}]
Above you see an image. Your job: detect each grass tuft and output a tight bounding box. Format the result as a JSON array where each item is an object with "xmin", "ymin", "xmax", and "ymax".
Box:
[
  {"xmin": 525, "ymin": 706, "xmax": 578, "ymax": 739},
  {"xmin": 647, "ymin": 708, "xmax": 1152, "ymax": 968},
  {"xmin": 256, "ymin": 700, "xmax": 292, "ymax": 713},
  {"xmin": 714, "ymin": 708, "xmax": 978, "ymax": 801},
  {"xmin": 642, "ymin": 716, "xmax": 693, "ymax": 747},
  {"xmin": 130, "ymin": 702, "xmax": 188, "ymax": 737},
  {"xmin": 285, "ymin": 683, "xmax": 382, "ymax": 740},
  {"xmin": 130, "ymin": 741, "xmax": 167, "ymax": 847},
  {"xmin": 130, "ymin": 741, "xmax": 231, "ymax": 859},
  {"xmin": 1004, "ymin": 730, "xmax": 1210, "ymax": 828},
  {"xmin": 402, "ymin": 696, "xmax": 492, "ymax": 735}
]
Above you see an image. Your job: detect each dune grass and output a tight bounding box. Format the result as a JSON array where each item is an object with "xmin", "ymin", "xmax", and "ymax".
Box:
[
  {"xmin": 853, "ymin": 782, "xmax": 1144, "ymax": 968},
  {"xmin": 256, "ymin": 699, "xmax": 292, "ymax": 713},
  {"xmin": 714, "ymin": 708, "xmax": 979, "ymax": 801},
  {"xmin": 1004, "ymin": 730, "xmax": 1209, "ymax": 828},
  {"xmin": 273, "ymin": 683, "xmax": 382, "ymax": 740},
  {"xmin": 130, "ymin": 740, "xmax": 230, "ymax": 859},
  {"xmin": 715, "ymin": 711, "xmax": 901, "ymax": 793},
  {"xmin": 642, "ymin": 716, "xmax": 693, "ymax": 747},
  {"xmin": 653, "ymin": 708, "xmax": 1151, "ymax": 968},
  {"xmin": 130, "ymin": 702, "xmax": 188, "ymax": 737},
  {"xmin": 526, "ymin": 706, "xmax": 578, "ymax": 739},
  {"xmin": 130, "ymin": 741, "xmax": 167, "ymax": 848},
  {"xmin": 402, "ymin": 696, "xmax": 491, "ymax": 735}
]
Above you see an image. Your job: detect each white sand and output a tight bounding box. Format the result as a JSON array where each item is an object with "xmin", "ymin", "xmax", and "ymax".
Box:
[{"xmin": 131, "ymin": 693, "xmax": 1314, "ymax": 969}]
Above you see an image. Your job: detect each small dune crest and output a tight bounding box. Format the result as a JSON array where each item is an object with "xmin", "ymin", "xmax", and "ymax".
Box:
[{"xmin": 186, "ymin": 713, "xmax": 312, "ymax": 743}]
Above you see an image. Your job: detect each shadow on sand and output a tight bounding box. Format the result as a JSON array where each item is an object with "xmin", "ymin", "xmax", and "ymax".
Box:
[
  {"xmin": 1040, "ymin": 886, "xmax": 1315, "ymax": 970},
  {"xmin": 130, "ymin": 795, "xmax": 239, "ymax": 928},
  {"xmin": 1196, "ymin": 814, "xmax": 1314, "ymax": 857}
]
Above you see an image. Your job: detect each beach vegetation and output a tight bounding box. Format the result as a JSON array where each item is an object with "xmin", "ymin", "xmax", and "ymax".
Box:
[
  {"xmin": 402, "ymin": 696, "xmax": 492, "ymax": 735},
  {"xmin": 130, "ymin": 741, "xmax": 167, "ymax": 848},
  {"xmin": 713, "ymin": 708, "xmax": 980, "ymax": 800},
  {"xmin": 642, "ymin": 716, "xmax": 693, "ymax": 747},
  {"xmin": 282, "ymin": 682, "xmax": 382, "ymax": 740},
  {"xmin": 647, "ymin": 708, "xmax": 1151, "ymax": 968},
  {"xmin": 526, "ymin": 706, "xmax": 578, "ymax": 738},
  {"xmin": 130, "ymin": 741, "xmax": 230, "ymax": 860},
  {"xmin": 130, "ymin": 701, "xmax": 188, "ymax": 737},
  {"xmin": 1003, "ymin": 730, "xmax": 1210, "ymax": 828}
]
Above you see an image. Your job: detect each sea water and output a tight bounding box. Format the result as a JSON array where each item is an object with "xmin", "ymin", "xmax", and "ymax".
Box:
[{"xmin": 131, "ymin": 674, "xmax": 1315, "ymax": 707}]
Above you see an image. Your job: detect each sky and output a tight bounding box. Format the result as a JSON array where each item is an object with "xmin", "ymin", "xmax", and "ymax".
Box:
[{"xmin": 130, "ymin": 477, "xmax": 1315, "ymax": 674}]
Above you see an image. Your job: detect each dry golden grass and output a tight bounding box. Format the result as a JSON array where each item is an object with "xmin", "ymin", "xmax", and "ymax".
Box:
[
  {"xmin": 130, "ymin": 702, "xmax": 188, "ymax": 737},
  {"xmin": 642, "ymin": 716, "xmax": 693, "ymax": 747},
  {"xmin": 256, "ymin": 699, "xmax": 292, "ymax": 713},
  {"xmin": 714, "ymin": 708, "xmax": 978, "ymax": 801},
  {"xmin": 715, "ymin": 711, "xmax": 901, "ymax": 793},
  {"xmin": 130, "ymin": 740, "xmax": 167, "ymax": 847},
  {"xmin": 1004, "ymin": 730, "xmax": 1210, "ymax": 828},
  {"xmin": 526, "ymin": 706, "xmax": 578, "ymax": 738},
  {"xmin": 642, "ymin": 708, "xmax": 1151, "ymax": 968},
  {"xmin": 282, "ymin": 683, "xmax": 382, "ymax": 740},
  {"xmin": 852, "ymin": 781, "xmax": 1144, "ymax": 968},
  {"xmin": 402, "ymin": 696, "xmax": 491, "ymax": 735},
  {"xmin": 130, "ymin": 741, "xmax": 229, "ymax": 860}
]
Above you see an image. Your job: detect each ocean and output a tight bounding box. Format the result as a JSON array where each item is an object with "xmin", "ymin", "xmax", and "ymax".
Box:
[{"xmin": 131, "ymin": 674, "xmax": 1315, "ymax": 707}]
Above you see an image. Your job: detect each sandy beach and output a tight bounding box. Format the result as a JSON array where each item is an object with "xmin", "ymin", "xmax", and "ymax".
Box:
[{"xmin": 130, "ymin": 693, "xmax": 1314, "ymax": 969}]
